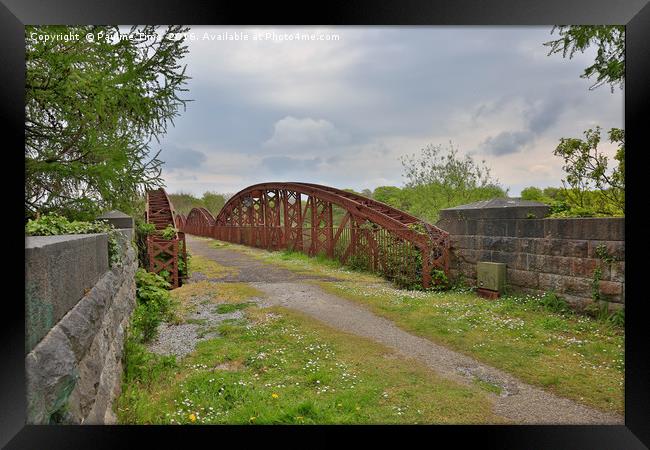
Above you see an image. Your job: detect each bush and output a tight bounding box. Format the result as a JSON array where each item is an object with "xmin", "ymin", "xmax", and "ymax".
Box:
[
  {"xmin": 122, "ymin": 331, "xmax": 176, "ymax": 386},
  {"xmin": 25, "ymin": 213, "xmax": 122, "ymax": 267},
  {"xmin": 134, "ymin": 220, "xmax": 156, "ymax": 268},
  {"xmin": 132, "ymin": 269, "xmax": 173, "ymax": 343},
  {"xmin": 429, "ymin": 269, "xmax": 450, "ymax": 291},
  {"xmin": 161, "ymin": 224, "xmax": 177, "ymax": 240},
  {"xmin": 538, "ymin": 292, "xmax": 570, "ymax": 313},
  {"xmin": 607, "ymin": 308, "xmax": 625, "ymax": 327}
]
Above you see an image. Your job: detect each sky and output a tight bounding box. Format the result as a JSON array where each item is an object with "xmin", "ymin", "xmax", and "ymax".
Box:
[{"xmin": 157, "ymin": 26, "xmax": 623, "ymax": 197}]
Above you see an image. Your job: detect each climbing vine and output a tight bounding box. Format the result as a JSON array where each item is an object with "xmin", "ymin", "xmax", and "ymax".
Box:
[{"xmin": 590, "ymin": 243, "xmax": 624, "ymax": 326}]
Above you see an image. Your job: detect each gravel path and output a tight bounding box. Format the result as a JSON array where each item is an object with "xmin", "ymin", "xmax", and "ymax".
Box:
[
  {"xmin": 147, "ymin": 290, "xmax": 251, "ymax": 358},
  {"xmin": 184, "ymin": 235, "xmax": 624, "ymax": 425}
]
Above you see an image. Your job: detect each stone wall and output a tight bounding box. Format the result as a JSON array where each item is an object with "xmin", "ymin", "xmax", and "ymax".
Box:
[
  {"xmin": 436, "ymin": 200, "xmax": 625, "ymax": 309},
  {"xmin": 25, "ymin": 228, "xmax": 137, "ymax": 424}
]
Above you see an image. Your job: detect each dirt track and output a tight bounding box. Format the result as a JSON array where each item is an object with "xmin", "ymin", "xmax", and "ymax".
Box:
[{"xmin": 185, "ymin": 235, "xmax": 623, "ymax": 425}]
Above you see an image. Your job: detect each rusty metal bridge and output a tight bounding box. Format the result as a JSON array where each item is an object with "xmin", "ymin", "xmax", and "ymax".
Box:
[
  {"xmin": 168, "ymin": 182, "xmax": 450, "ymax": 289},
  {"xmin": 145, "ymin": 188, "xmax": 187, "ymax": 288}
]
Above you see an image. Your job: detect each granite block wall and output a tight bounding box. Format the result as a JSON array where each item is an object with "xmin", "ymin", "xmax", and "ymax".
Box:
[
  {"xmin": 25, "ymin": 228, "xmax": 137, "ymax": 424},
  {"xmin": 437, "ymin": 204, "xmax": 624, "ymax": 309}
]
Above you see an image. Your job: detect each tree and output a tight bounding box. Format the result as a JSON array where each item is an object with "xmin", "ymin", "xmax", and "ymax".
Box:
[
  {"xmin": 401, "ymin": 141, "xmax": 504, "ymax": 204},
  {"xmin": 202, "ymin": 191, "xmax": 226, "ymax": 216},
  {"xmin": 544, "ymin": 25, "xmax": 625, "ymax": 216},
  {"xmin": 544, "ymin": 25, "xmax": 624, "ymax": 91},
  {"xmin": 400, "ymin": 141, "xmax": 507, "ymax": 222},
  {"xmin": 25, "ymin": 25, "xmax": 191, "ymax": 220},
  {"xmin": 373, "ymin": 186, "xmax": 403, "ymax": 204},
  {"xmin": 553, "ymin": 127, "xmax": 625, "ymax": 213}
]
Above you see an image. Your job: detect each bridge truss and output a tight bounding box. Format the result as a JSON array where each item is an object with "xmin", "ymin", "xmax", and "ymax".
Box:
[
  {"xmin": 180, "ymin": 182, "xmax": 449, "ymax": 289},
  {"xmin": 145, "ymin": 188, "xmax": 187, "ymax": 288}
]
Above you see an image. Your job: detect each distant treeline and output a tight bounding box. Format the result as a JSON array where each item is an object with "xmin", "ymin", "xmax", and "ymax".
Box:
[{"xmin": 168, "ymin": 192, "xmax": 229, "ymax": 217}]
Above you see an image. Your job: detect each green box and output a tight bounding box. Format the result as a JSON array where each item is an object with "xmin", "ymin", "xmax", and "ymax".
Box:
[{"xmin": 477, "ymin": 261, "xmax": 506, "ymax": 292}]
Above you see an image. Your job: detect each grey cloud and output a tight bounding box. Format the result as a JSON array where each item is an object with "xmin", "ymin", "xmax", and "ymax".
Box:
[
  {"xmin": 261, "ymin": 156, "xmax": 323, "ymax": 174},
  {"xmin": 156, "ymin": 27, "xmax": 622, "ymax": 192},
  {"xmin": 479, "ymin": 93, "xmax": 576, "ymax": 156},
  {"xmin": 524, "ymin": 95, "xmax": 574, "ymax": 134},
  {"xmin": 479, "ymin": 130, "xmax": 535, "ymax": 156},
  {"xmin": 160, "ymin": 146, "xmax": 207, "ymax": 171}
]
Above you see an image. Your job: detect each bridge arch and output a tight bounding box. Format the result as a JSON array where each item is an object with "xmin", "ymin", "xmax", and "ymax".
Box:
[
  {"xmin": 144, "ymin": 188, "xmax": 187, "ymax": 288},
  {"xmin": 181, "ymin": 182, "xmax": 449, "ymax": 288}
]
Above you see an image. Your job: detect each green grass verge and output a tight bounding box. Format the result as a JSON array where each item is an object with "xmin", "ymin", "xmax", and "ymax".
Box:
[
  {"xmin": 117, "ymin": 305, "xmax": 502, "ymax": 424},
  {"xmin": 206, "ymin": 240, "xmax": 382, "ymax": 282},
  {"xmin": 190, "ymin": 253, "xmax": 239, "ymax": 279},
  {"xmin": 317, "ymin": 281, "xmax": 624, "ymax": 414}
]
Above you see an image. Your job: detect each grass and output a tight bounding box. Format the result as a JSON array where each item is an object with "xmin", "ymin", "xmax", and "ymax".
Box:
[
  {"xmin": 189, "ymin": 253, "xmax": 239, "ymax": 279},
  {"xmin": 168, "ymin": 280, "xmax": 263, "ymax": 324},
  {"xmin": 207, "ymin": 240, "xmax": 381, "ymax": 282},
  {"xmin": 317, "ymin": 281, "xmax": 624, "ymax": 414},
  {"xmin": 197, "ymin": 236, "xmax": 624, "ymax": 413},
  {"xmin": 117, "ymin": 304, "xmax": 502, "ymax": 424},
  {"xmin": 214, "ymin": 302, "xmax": 253, "ymax": 314}
]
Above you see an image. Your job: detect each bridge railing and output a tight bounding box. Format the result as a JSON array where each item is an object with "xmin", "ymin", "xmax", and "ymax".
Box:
[{"xmin": 183, "ymin": 223, "xmax": 442, "ymax": 289}]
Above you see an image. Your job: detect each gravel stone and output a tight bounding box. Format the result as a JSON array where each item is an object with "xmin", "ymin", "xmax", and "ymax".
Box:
[{"xmin": 183, "ymin": 235, "xmax": 624, "ymax": 425}]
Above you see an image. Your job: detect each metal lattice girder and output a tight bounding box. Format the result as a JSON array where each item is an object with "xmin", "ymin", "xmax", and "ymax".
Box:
[
  {"xmin": 178, "ymin": 182, "xmax": 450, "ymax": 288},
  {"xmin": 145, "ymin": 189, "xmax": 188, "ymax": 289}
]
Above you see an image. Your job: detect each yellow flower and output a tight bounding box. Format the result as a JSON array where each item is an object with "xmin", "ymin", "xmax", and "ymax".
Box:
[
  {"xmin": 271, "ymin": 393, "xmax": 279, "ymax": 399},
  {"xmin": 249, "ymin": 416, "xmax": 256, "ymax": 422},
  {"xmin": 189, "ymin": 413, "xmax": 196, "ymax": 422}
]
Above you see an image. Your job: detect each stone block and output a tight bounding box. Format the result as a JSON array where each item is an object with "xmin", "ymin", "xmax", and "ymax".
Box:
[
  {"xmin": 538, "ymin": 273, "xmax": 592, "ymax": 297},
  {"xmin": 516, "ymin": 238, "xmax": 536, "ymax": 253},
  {"xmin": 610, "ymin": 261, "xmax": 625, "ymax": 283},
  {"xmin": 534, "ymin": 239, "xmax": 587, "ymax": 258},
  {"xmin": 455, "ymin": 248, "xmax": 478, "ymax": 265},
  {"xmin": 544, "ymin": 218, "xmax": 624, "ymax": 240},
  {"xmin": 525, "ymin": 254, "xmax": 545, "ymax": 272},
  {"xmin": 25, "ymin": 234, "xmax": 109, "ymax": 353},
  {"xmin": 480, "ymin": 236, "xmax": 517, "ymax": 252},
  {"xmin": 479, "ymin": 219, "xmax": 509, "ymax": 237},
  {"xmin": 599, "ymin": 280, "xmax": 623, "ymax": 297},
  {"xmin": 507, "ymin": 269, "xmax": 539, "ymax": 289},
  {"xmin": 490, "ymin": 251, "xmax": 526, "ymax": 270},
  {"xmin": 539, "ymin": 255, "xmax": 573, "ymax": 276},
  {"xmin": 569, "ymin": 258, "xmax": 601, "ymax": 279},
  {"xmin": 26, "ymin": 327, "xmax": 78, "ymax": 424},
  {"xmin": 96, "ymin": 210, "xmax": 134, "ymax": 230},
  {"xmin": 515, "ymin": 219, "xmax": 545, "ymax": 238},
  {"xmin": 566, "ymin": 240, "xmax": 589, "ymax": 258},
  {"xmin": 450, "ymin": 235, "xmax": 477, "ymax": 250},
  {"xmin": 439, "ymin": 198, "xmax": 550, "ymax": 220},
  {"xmin": 534, "ymin": 239, "xmax": 564, "ymax": 256},
  {"xmin": 587, "ymin": 240, "xmax": 625, "ymax": 261},
  {"xmin": 435, "ymin": 218, "xmax": 468, "ymax": 235},
  {"xmin": 25, "ymin": 231, "xmax": 137, "ymax": 425}
]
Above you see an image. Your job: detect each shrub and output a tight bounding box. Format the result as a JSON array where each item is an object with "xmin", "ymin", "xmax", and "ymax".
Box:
[
  {"xmin": 429, "ymin": 269, "xmax": 450, "ymax": 291},
  {"xmin": 607, "ymin": 308, "xmax": 625, "ymax": 327},
  {"xmin": 538, "ymin": 291, "xmax": 570, "ymax": 313},
  {"xmin": 161, "ymin": 225, "xmax": 177, "ymax": 240},
  {"xmin": 25, "ymin": 213, "xmax": 122, "ymax": 267},
  {"xmin": 132, "ymin": 269, "xmax": 173, "ymax": 342},
  {"xmin": 134, "ymin": 220, "xmax": 156, "ymax": 268}
]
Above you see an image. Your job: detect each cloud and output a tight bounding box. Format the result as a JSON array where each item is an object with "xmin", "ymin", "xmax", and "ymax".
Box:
[
  {"xmin": 260, "ymin": 155, "xmax": 323, "ymax": 175},
  {"xmin": 263, "ymin": 116, "xmax": 349, "ymax": 150},
  {"xmin": 155, "ymin": 27, "xmax": 623, "ymax": 196},
  {"xmin": 478, "ymin": 130, "xmax": 535, "ymax": 156},
  {"xmin": 159, "ymin": 145, "xmax": 207, "ymax": 171},
  {"xmin": 477, "ymin": 93, "xmax": 578, "ymax": 156}
]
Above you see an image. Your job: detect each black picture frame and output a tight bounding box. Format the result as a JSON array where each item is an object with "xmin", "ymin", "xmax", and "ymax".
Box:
[{"xmin": 2, "ymin": 0, "xmax": 648, "ymax": 448}]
